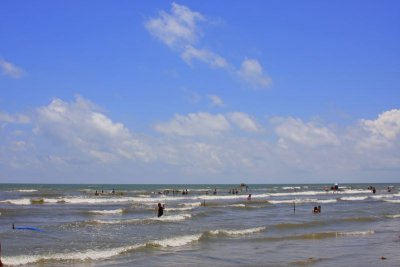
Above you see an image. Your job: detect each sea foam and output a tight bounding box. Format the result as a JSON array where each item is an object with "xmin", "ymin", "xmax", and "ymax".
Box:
[
  {"xmin": 88, "ymin": 209, "xmax": 124, "ymax": 215},
  {"xmin": 1, "ymin": 233, "xmax": 201, "ymax": 266},
  {"xmin": 209, "ymin": 227, "xmax": 266, "ymax": 236}
]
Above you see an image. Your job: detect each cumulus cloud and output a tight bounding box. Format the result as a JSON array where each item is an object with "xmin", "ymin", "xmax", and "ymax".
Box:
[
  {"xmin": 238, "ymin": 59, "xmax": 271, "ymax": 88},
  {"xmin": 2, "ymin": 94, "xmax": 398, "ymax": 182},
  {"xmin": 144, "ymin": 2, "xmax": 203, "ymax": 48},
  {"xmin": 0, "ymin": 59, "xmax": 24, "ymax": 78},
  {"xmin": 273, "ymin": 117, "xmax": 339, "ymax": 146},
  {"xmin": 154, "ymin": 112, "xmax": 230, "ymax": 137},
  {"xmin": 181, "ymin": 45, "xmax": 229, "ymax": 69},
  {"xmin": 0, "ymin": 111, "xmax": 30, "ymax": 124},
  {"xmin": 35, "ymin": 96, "xmax": 154, "ymax": 163},
  {"xmin": 357, "ymin": 109, "xmax": 400, "ymax": 149},
  {"xmin": 361, "ymin": 109, "xmax": 400, "ymax": 140},
  {"xmin": 227, "ymin": 112, "xmax": 262, "ymax": 133}
]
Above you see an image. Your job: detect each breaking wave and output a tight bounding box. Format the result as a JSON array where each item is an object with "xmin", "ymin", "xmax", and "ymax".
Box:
[
  {"xmin": 208, "ymin": 227, "xmax": 266, "ymax": 236},
  {"xmin": 1, "ymin": 234, "xmax": 201, "ymax": 266}
]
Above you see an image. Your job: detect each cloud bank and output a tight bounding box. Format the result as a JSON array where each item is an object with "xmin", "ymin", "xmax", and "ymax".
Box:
[{"xmin": 1, "ymin": 96, "xmax": 398, "ymax": 183}]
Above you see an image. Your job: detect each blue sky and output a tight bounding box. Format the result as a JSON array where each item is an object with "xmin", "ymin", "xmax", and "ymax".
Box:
[{"xmin": 1, "ymin": 1, "xmax": 399, "ymax": 184}]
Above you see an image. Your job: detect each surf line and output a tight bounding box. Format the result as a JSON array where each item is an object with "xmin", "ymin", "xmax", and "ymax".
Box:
[{"xmin": 12, "ymin": 224, "xmax": 43, "ymax": 232}]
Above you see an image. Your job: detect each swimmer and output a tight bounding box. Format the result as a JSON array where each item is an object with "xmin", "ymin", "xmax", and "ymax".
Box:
[
  {"xmin": 157, "ymin": 203, "xmax": 165, "ymax": 217},
  {"xmin": 313, "ymin": 206, "xmax": 319, "ymax": 214},
  {"xmin": 247, "ymin": 194, "xmax": 252, "ymax": 200}
]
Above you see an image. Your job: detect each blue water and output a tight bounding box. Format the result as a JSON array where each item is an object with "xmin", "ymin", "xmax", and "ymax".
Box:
[{"xmin": 0, "ymin": 183, "xmax": 399, "ymax": 266}]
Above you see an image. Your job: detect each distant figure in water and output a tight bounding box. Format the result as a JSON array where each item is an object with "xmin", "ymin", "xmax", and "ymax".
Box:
[
  {"xmin": 247, "ymin": 194, "xmax": 252, "ymax": 200},
  {"xmin": 95, "ymin": 190, "xmax": 99, "ymax": 196},
  {"xmin": 157, "ymin": 203, "xmax": 165, "ymax": 217},
  {"xmin": 0, "ymin": 242, "xmax": 3, "ymax": 267},
  {"xmin": 313, "ymin": 206, "xmax": 321, "ymax": 214}
]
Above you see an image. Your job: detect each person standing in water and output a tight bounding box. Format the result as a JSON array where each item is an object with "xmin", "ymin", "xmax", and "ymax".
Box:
[
  {"xmin": 157, "ymin": 203, "xmax": 165, "ymax": 217},
  {"xmin": 0, "ymin": 242, "xmax": 3, "ymax": 267}
]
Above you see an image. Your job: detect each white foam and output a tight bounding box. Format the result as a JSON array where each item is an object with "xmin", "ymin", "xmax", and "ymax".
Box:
[
  {"xmin": 386, "ymin": 214, "xmax": 400, "ymax": 218},
  {"xmin": 2, "ymin": 233, "xmax": 201, "ymax": 266},
  {"xmin": 16, "ymin": 189, "xmax": 38, "ymax": 192},
  {"xmin": 336, "ymin": 230, "xmax": 374, "ymax": 236},
  {"xmin": 269, "ymin": 198, "xmax": 335, "ymax": 204},
  {"xmin": 149, "ymin": 234, "xmax": 201, "ymax": 247},
  {"xmin": 371, "ymin": 194, "xmax": 395, "ymax": 199},
  {"xmin": 282, "ymin": 186, "xmax": 301, "ymax": 190},
  {"xmin": 165, "ymin": 207, "xmax": 194, "ymax": 212},
  {"xmin": 93, "ymin": 214, "xmax": 192, "ymax": 224},
  {"xmin": 209, "ymin": 227, "xmax": 266, "ymax": 236},
  {"xmin": 384, "ymin": 199, "xmax": 400, "ymax": 203},
  {"xmin": 1, "ymin": 244, "xmax": 142, "ymax": 266},
  {"xmin": 228, "ymin": 204, "xmax": 246, "ymax": 207},
  {"xmin": 340, "ymin": 196, "xmax": 368, "ymax": 201},
  {"xmin": 0, "ymin": 198, "xmax": 31, "ymax": 205},
  {"xmin": 179, "ymin": 202, "xmax": 202, "ymax": 207},
  {"xmin": 88, "ymin": 209, "xmax": 124, "ymax": 215}
]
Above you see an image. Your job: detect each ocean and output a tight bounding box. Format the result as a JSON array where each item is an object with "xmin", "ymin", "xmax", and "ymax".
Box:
[{"xmin": 0, "ymin": 183, "xmax": 399, "ymax": 266}]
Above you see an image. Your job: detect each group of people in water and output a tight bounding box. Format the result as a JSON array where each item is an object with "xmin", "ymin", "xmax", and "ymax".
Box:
[{"xmin": 94, "ymin": 189, "xmax": 115, "ymax": 196}]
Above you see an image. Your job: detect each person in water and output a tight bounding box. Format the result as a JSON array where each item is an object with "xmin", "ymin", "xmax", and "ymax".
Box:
[
  {"xmin": 157, "ymin": 203, "xmax": 165, "ymax": 217},
  {"xmin": 0, "ymin": 242, "xmax": 3, "ymax": 267}
]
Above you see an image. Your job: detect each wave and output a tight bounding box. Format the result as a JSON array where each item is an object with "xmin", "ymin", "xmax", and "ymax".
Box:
[
  {"xmin": 90, "ymin": 214, "xmax": 192, "ymax": 225},
  {"xmin": 384, "ymin": 199, "xmax": 400, "ymax": 203},
  {"xmin": 1, "ymin": 226, "xmax": 374, "ymax": 266},
  {"xmin": 16, "ymin": 189, "xmax": 38, "ymax": 192},
  {"xmin": 87, "ymin": 209, "xmax": 124, "ymax": 215},
  {"xmin": 268, "ymin": 198, "xmax": 336, "ymax": 204},
  {"xmin": 179, "ymin": 202, "xmax": 202, "ymax": 207},
  {"xmin": 257, "ymin": 230, "xmax": 375, "ymax": 242},
  {"xmin": 147, "ymin": 234, "xmax": 201, "ymax": 248},
  {"xmin": 1, "ymin": 234, "xmax": 201, "ymax": 266},
  {"xmin": 273, "ymin": 221, "xmax": 326, "ymax": 230},
  {"xmin": 0, "ymin": 198, "xmax": 32, "ymax": 205},
  {"xmin": 341, "ymin": 216, "xmax": 377, "ymax": 223},
  {"xmin": 208, "ymin": 227, "xmax": 266, "ymax": 236},
  {"xmin": 386, "ymin": 214, "xmax": 400, "ymax": 218},
  {"xmin": 340, "ymin": 196, "xmax": 368, "ymax": 201},
  {"xmin": 297, "ymin": 230, "xmax": 375, "ymax": 239},
  {"xmin": 165, "ymin": 207, "xmax": 194, "ymax": 212}
]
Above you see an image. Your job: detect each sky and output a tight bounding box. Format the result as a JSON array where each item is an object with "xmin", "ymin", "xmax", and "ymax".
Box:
[{"xmin": 0, "ymin": 1, "xmax": 399, "ymax": 184}]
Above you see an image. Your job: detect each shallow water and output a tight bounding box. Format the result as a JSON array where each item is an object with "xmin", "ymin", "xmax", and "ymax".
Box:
[{"xmin": 0, "ymin": 183, "xmax": 399, "ymax": 266}]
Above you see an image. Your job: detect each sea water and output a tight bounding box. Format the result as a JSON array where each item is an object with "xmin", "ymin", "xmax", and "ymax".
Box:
[{"xmin": 0, "ymin": 183, "xmax": 399, "ymax": 266}]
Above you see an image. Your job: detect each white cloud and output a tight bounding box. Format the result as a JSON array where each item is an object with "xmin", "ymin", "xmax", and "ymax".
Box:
[
  {"xmin": 145, "ymin": 3, "xmax": 271, "ymax": 89},
  {"xmin": 35, "ymin": 96, "xmax": 154, "ymax": 163},
  {"xmin": 357, "ymin": 109, "xmax": 400, "ymax": 149},
  {"xmin": 0, "ymin": 59, "xmax": 24, "ymax": 78},
  {"xmin": 273, "ymin": 117, "xmax": 339, "ymax": 146},
  {"xmin": 2, "ymin": 94, "xmax": 399, "ymax": 183},
  {"xmin": 238, "ymin": 58, "xmax": 271, "ymax": 88},
  {"xmin": 361, "ymin": 109, "xmax": 400, "ymax": 140},
  {"xmin": 0, "ymin": 111, "xmax": 30, "ymax": 124},
  {"xmin": 181, "ymin": 45, "xmax": 229, "ymax": 69},
  {"xmin": 208, "ymin": 94, "xmax": 224, "ymax": 107},
  {"xmin": 144, "ymin": 2, "xmax": 203, "ymax": 48},
  {"xmin": 228, "ymin": 112, "xmax": 262, "ymax": 133},
  {"xmin": 154, "ymin": 112, "xmax": 230, "ymax": 137}
]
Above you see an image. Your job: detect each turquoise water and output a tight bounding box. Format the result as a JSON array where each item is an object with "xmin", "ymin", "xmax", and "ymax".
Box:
[{"xmin": 0, "ymin": 183, "xmax": 399, "ymax": 266}]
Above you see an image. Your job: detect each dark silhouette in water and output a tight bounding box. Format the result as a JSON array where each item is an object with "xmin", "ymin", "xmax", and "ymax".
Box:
[
  {"xmin": 157, "ymin": 203, "xmax": 165, "ymax": 217},
  {"xmin": 0, "ymin": 242, "xmax": 3, "ymax": 267}
]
